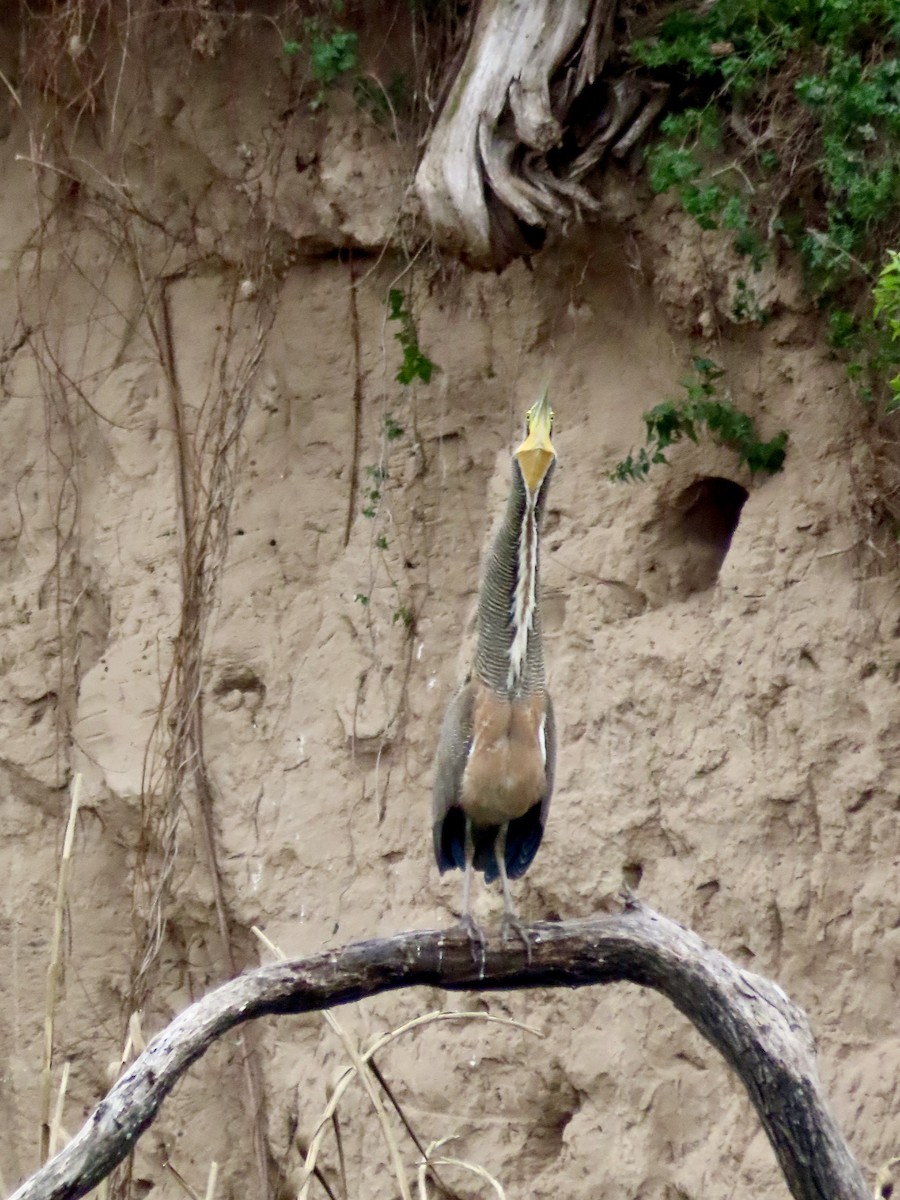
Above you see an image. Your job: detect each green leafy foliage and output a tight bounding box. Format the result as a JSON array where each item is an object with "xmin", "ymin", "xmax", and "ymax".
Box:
[
  {"xmin": 384, "ymin": 413, "xmax": 404, "ymax": 441},
  {"xmin": 644, "ymin": 108, "xmax": 769, "ymax": 264},
  {"xmin": 387, "ymin": 289, "xmax": 438, "ymax": 385},
  {"xmin": 824, "ymin": 298, "xmax": 900, "ymax": 403},
  {"xmin": 309, "ymin": 27, "xmax": 357, "ymax": 84},
  {"xmin": 875, "ymin": 251, "xmax": 900, "ymax": 337},
  {"xmin": 633, "ymin": 0, "xmax": 900, "ymax": 408},
  {"xmin": 283, "ymin": 10, "xmax": 358, "ymax": 109},
  {"xmin": 796, "ymin": 53, "xmax": 900, "ymax": 291},
  {"xmin": 392, "ymin": 603, "xmax": 415, "ymax": 629},
  {"xmin": 611, "ymin": 358, "xmax": 788, "ymax": 481},
  {"xmin": 874, "ymin": 249, "xmax": 900, "ymax": 411},
  {"xmin": 634, "ymin": 2, "xmax": 900, "ymax": 274},
  {"xmin": 731, "ymin": 277, "xmax": 770, "ymax": 323}
]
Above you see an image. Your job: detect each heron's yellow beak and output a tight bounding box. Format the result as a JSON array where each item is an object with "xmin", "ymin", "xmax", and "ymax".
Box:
[{"xmin": 514, "ymin": 388, "xmax": 556, "ymax": 493}]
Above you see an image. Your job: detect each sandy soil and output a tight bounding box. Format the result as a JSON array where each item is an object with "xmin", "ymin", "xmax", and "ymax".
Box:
[{"xmin": 1, "ymin": 12, "xmax": 898, "ymax": 1200}]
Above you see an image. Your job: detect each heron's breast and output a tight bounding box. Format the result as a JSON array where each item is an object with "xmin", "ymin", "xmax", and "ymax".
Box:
[{"xmin": 460, "ymin": 686, "xmax": 547, "ymax": 826}]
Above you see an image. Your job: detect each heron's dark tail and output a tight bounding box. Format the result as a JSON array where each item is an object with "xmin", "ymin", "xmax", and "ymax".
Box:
[
  {"xmin": 474, "ymin": 806, "xmax": 545, "ymax": 883},
  {"xmin": 434, "ymin": 807, "xmax": 466, "ymax": 873}
]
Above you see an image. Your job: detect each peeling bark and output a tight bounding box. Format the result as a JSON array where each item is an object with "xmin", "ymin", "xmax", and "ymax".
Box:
[
  {"xmin": 415, "ymin": 0, "xmax": 663, "ymax": 268},
  {"xmin": 9, "ymin": 901, "xmax": 869, "ymax": 1200}
]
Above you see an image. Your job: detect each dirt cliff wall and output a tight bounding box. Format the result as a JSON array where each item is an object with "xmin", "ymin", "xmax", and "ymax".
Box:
[{"xmin": 1, "ymin": 12, "xmax": 898, "ymax": 1200}]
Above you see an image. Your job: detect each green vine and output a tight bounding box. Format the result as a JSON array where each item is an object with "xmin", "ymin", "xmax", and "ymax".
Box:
[
  {"xmin": 387, "ymin": 289, "xmax": 437, "ymax": 385},
  {"xmin": 352, "ymin": 286, "xmax": 439, "ymax": 630},
  {"xmin": 611, "ymin": 358, "xmax": 788, "ymax": 481}
]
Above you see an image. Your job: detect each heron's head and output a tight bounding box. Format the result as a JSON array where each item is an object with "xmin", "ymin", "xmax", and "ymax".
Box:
[{"xmin": 514, "ymin": 387, "xmax": 556, "ymax": 494}]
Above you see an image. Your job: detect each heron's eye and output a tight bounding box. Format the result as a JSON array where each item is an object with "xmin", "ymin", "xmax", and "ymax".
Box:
[{"xmin": 524, "ymin": 404, "xmax": 554, "ymax": 431}]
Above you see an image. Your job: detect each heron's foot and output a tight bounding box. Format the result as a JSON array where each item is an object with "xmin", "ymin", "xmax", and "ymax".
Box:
[
  {"xmin": 460, "ymin": 913, "xmax": 487, "ymax": 964},
  {"xmin": 500, "ymin": 912, "xmax": 532, "ymax": 963}
]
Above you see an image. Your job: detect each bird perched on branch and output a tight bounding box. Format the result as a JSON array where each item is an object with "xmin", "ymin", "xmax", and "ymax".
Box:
[{"xmin": 433, "ymin": 388, "xmax": 557, "ymax": 942}]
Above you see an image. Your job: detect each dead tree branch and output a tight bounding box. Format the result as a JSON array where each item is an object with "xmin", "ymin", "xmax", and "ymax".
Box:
[
  {"xmin": 416, "ymin": 0, "xmax": 663, "ymax": 268},
  {"xmin": 10, "ymin": 901, "xmax": 868, "ymax": 1200}
]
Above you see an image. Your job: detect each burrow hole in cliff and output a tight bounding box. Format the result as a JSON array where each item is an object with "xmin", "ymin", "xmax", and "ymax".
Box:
[{"xmin": 670, "ymin": 476, "xmax": 749, "ymax": 594}]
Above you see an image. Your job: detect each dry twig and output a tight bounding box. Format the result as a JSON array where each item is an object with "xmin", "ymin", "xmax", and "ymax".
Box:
[{"xmin": 39, "ymin": 774, "xmax": 83, "ymax": 1165}]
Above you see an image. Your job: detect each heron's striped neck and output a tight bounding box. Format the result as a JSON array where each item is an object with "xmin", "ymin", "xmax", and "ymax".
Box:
[{"xmin": 473, "ymin": 460, "xmax": 551, "ymax": 699}]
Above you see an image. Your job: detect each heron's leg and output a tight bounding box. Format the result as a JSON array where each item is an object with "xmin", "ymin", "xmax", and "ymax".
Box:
[
  {"xmin": 496, "ymin": 824, "xmax": 531, "ymax": 961},
  {"xmin": 461, "ymin": 816, "xmax": 474, "ymax": 920},
  {"xmin": 460, "ymin": 817, "xmax": 486, "ymax": 958}
]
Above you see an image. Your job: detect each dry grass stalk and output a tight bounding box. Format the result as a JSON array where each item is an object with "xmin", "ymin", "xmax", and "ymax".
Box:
[
  {"xmin": 252, "ymin": 927, "xmax": 410, "ymax": 1200},
  {"xmin": 417, "ymin": 1139, "xmax": 506, "ymax": 1200},
  {"xmin": 296, "ymin": 1007, "xmax": 541, "ymax": 1200},
  {"xmin": 249, "ymin": 927, "xmax": 540, "ymax": 1200},
  {"xmin": 107, "ymin": 1011, "xmax": 146, "ymax": 1085},
  {"xmin": 128, "ymin": 1012, "xmax": 146, "ymax": 1056},
  {"xmin": 203, "ymin": 1162, "xmax": 219, "ymax": 1200},
  {"xmin": 49, "ymin": 1061, "xmax": 71, "ymax": 1160},
  {"xmin": 39, "ymin": 773, "xmax": 83, "ymax": 1164},
  {"xmin": 163, "ymin": 1160, "xmax": 201, "ymax": 1200},
  {"xmin": 320, "ymin": 1008, "xmax": 413, "ymax": 1200}
]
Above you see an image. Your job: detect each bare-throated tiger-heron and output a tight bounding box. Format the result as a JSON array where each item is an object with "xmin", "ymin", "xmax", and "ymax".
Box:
[{"xmin": 433, "ymin": 389, "xmax": 557, "ymax": 939}]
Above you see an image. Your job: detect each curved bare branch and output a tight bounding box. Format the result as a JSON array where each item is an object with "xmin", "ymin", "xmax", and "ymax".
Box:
[{"xmin": 10, "ymin": 902, "xmax": 868, "ymax": 1200}]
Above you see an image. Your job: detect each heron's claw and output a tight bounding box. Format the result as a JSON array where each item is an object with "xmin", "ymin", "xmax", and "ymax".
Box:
[
  {"xmin": 460, "ymin": 913, "xmax": 488, "ymax": 967},
  {"xmin": 501, "ymin": 912, "xmax": 532, "ymax": 963}
]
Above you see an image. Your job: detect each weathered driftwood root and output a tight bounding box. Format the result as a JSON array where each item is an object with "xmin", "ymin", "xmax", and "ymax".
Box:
[
  {"xmin": 11, "ymin": 901, "xmax": 868, "ymax": 1200},
  {"xmin": 415, "ymin": 0, "xmax": 665, "ymax": 268}
]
